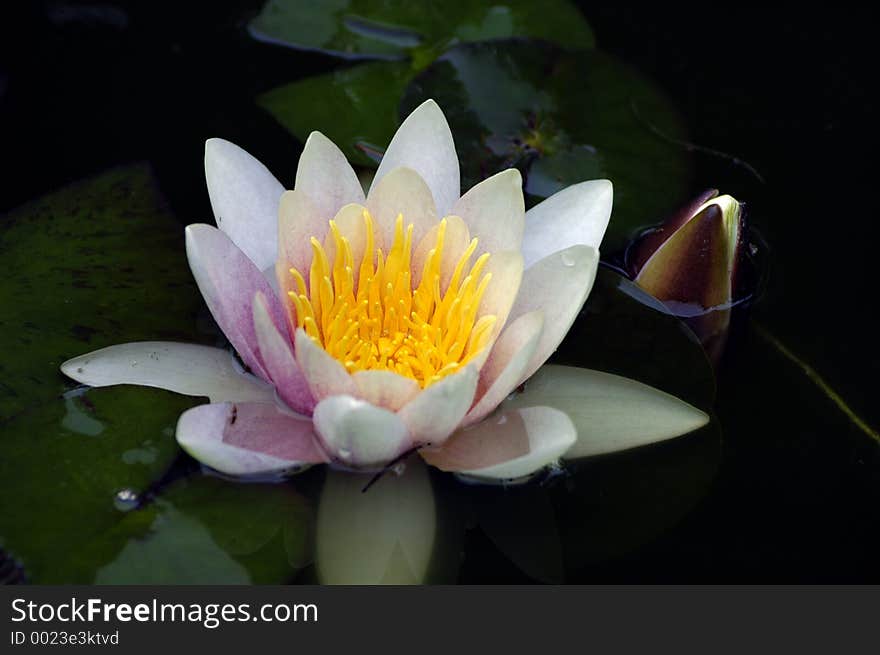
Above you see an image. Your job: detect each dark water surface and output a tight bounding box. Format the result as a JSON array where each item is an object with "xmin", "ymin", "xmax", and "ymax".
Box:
[{"xmin": 1, "ymin": 3, "xmax": 877, "ymax": 581}]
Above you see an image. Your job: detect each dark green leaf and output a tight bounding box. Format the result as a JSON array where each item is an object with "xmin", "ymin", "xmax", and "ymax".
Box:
[
  {"xmin": 249, "ymin": 0, "xmax": 594, "ymax": 60},
  {"xmin": 94, "ymin": 476, "xmax": 311, "ymax": 584},
  {"xmin": 259, "ymin": 61, "xmax": 414, "ymax": 167},
  {"xmin": 0, "ymin": 164, "xmax": 211, "ymax": 420},
  {"xmin": 401, "ymin": 41, "xmax": 692, "ymax": 253},
  {"xmin": 0, "ymin": 386, "xmax": 194, "ymax": 582}
]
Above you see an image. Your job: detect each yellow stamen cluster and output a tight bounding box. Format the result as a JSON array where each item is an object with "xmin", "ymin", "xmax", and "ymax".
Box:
[{"xmin": 287, "ymin": 210, "xmax": 496, "ymax": 388}]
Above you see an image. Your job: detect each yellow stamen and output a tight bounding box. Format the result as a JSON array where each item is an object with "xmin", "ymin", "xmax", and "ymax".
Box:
[{"xmin": 287, "ymin": 209, "xmax": 495, "ymax": 388}]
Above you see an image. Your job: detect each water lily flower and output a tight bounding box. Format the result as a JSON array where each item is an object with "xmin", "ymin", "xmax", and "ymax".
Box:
[
  {"xmin": 61, "ymin": 100, "xmax": 709, "ymax": 485},
  {"xmin": 627, "ymin": 189, "xmax": 744, "ymax": 361}
]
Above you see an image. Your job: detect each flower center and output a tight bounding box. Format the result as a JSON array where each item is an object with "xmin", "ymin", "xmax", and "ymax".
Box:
[{"xmin": 287, "ymin": 210, "xmax": 496, "ymax": 388}]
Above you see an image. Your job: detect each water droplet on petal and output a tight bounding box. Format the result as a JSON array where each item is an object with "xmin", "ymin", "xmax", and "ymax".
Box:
[
  {"xmin": 114, "ymin": 488, "xmax": 139, "ymax": 511},
  {"xmin": 560, "ymin": 251, "xmax": 576, "ymax": 267}
]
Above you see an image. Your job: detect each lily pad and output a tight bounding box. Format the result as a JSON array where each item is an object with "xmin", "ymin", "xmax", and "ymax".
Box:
[
  {"xmin": 0, "ymin": 386, "xmax": 193, "ymax": 583},
  {"xmin": 0, "ymin": 164, "xmax": 210, "ymax": 420},
  {"xmin": 95, "ymin": 475, "xmax": 311, "ymax": 584},
  {"xmin": 401, "ymin": 40, "xmax": 692, "ymax": 253},
  {"xmin": 248, "ymin": 0, "xmax": 595, "ymax": 61},
  {"xmin": 258, "ymin": 61, "xmax": 414, "ymax": 167},
  {"xmin": 0, "ymin": 166, "xmax": 313, "ymax": 583}
]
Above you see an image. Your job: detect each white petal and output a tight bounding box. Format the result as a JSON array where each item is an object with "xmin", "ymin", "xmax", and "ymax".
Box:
[
  {"xmin": 176, "ymin": 401, "xmax": 325, "ymax": 476},
  {"xmin": 252, "ymin": 293, "xmax": 315, "ymax": 415},
  {"xmin": 205, "ymin": 138, "xmax": 284, "ymax": 271},
  {"xmin": 477, "ymin": 249, "xmax": 524, "ymax": 338},
  {"xmin": 352, "ymin": 370, "xmax": 420, "ymax": 411},
  {"xmin": 463, "ymin": 310, "xmax": 544, "ymax": 426},
  {"xmin": 366, "ymin": 166, "xmax": 437, "ymax": 249},
  {"xmin": 509, "ymin": 245, "xmax": 599, "ymax": 385},
  {"xmin": 521, "ymin": 179, "xmax": 612, "ymax": 269},
  {"xmin": 422, "ymin": 405, "xmax": 576, "ymax": 482},
  {"xmin": 295, "ymin": 131, "xmax": 365, "ymax": 220},
  {"xmin": 504, "ymin": 365, "xmax": 710, "ymax": 458},
  {"xmin": 371, "ymin": 99, "xmax": 460, "ymax": 216},
  {"xmin": 316, "ymin": 459, "xmax": 436, "ymax": 584},
  {"xmin": 397, "ymin": 365, "xmax": 479, "ymax": 446},
  {"xmin": 452, "ymin": 168, "xmax": 524, "ymax": 256},
  {"xmin": 294, "ymin": 329, "xmax": 357, "ymax": 400},
  {"xmin": 313, "ymin": 395, "xmax": 411, "ymax": 468},
  {"xmin": 185, "ymin": 223, "xmax": 286, "ymax": 381},
  {"xmin": 60, "ymin": 342, "xmax": 275, "ymax": 403}
]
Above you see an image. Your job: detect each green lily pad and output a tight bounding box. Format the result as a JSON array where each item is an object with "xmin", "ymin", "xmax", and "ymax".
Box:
[
  {"xmin": 401, "ymin": 40, "xmax": 692, "ymax": 253},
  {"xmin": 0, "ymin": 386, "xmax": 194, "ymax": 582},
  {"xmin": 248, "ymin": 0, "xmax": 594, "ymax": 61},
  {"xmin": 0, "ymin": 166, "xmax": 313, "ymax": 583},
  {"xmin": 259, "ymin": 61, "xmax": 414, "ymax": 167},
  {"xmin": 95, "ymin": 475, "xmax": 311, "ymax": 584},
  {"xmin": 0, "ymin": 164, "xmax": 210, "ymax": 420}
]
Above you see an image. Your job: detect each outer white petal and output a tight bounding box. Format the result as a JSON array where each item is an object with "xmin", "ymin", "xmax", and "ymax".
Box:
[
  {"xmin": 60, "ymin": 342, "xmax": 275, "ymax": 403},
  {"xmin": 186, "ymin": 223, "xmax": 286, "ymax": 381},
  {"xmin": 422, "ymin": 406, "xmax": 576, "ymax": 482},
  {"xmin": 508, "ymin": 244, "xmax": 599, "ymax": 386},
  {"xmin": 316, "ymin": 459, "xmax": 436, "ymax": 584},
  {"xmin": 176, "ymin": 401, "xmax": 325, "ymax": 476},
  {"xmin": 521, "ymin": 179, "xmax": 613, "ymax": 269},
  {"xmin": 295, "ymin": 131, "xmax": 365, "ymax": 220},
  {"xmin": 397, "ymin": 365, "xmax": 479, "ymax": 446},
  {"xmin": 371, "ymin": 99, "xmax": 460, "ymax": 216},
  {"xmin": 313, "ymin": 395, "xmax": 411, "ymax": 468},
  {"xmin": 463, "ymin": 311, "xmax": 544, "ymax": 426},
  {"xmin": 205, "ymin": 138, "xmax": 284, "ymax": 271},
  {"xmin": 452, "ymin": 168, "xmax": 525, "ymax": 256},
  {"xmin": 504, "ymin": 365, "xmax": 710, "ymax": 458}
]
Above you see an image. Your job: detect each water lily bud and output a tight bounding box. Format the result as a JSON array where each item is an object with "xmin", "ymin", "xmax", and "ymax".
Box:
[{"xmin": 628, "ymin": 190, "xmax": 744, "ymax": 360}]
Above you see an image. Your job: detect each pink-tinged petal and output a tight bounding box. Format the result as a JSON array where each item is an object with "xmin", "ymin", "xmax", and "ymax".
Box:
[
  {"xmin": 316, "ymin": 460, "xmax": 436, "ymax": 584},
  {"xmin": 185, "ymin": 224, "xmax": 287, "ymax": 381},
  {"xmin": 477, "ymin": 250, "xmax": 524, "ymax": 337},
  {"xmin": 277, "ymin": 189, "xmax": 328, "ymax": 279},
  {"xmin": 452, "ymin": 168, "xmax": 524, "ymax": 257},
  {"xmin": 521, "ymin": 179, "xmax": 612, "ymax": 269},
  {"xmin": 60, "ymin": 342, "xmax": 275, "ymax": 403},
  {"xmin": 371, "ymin": 99, "xmax": 460, "ymax": 217},
  {"xmin": 352, "ymin": 370, "xmax": 420, "ymax": 412},
  {"xmin": 508, "ymin": 244, "xmax": 599, "ymax": 386},
  {"xmin": 463, "ymin": 310, "xmax": 544, "ymax": 427},
  {"xmin": 397, "ymin": 365, "xmax": 479, "ymax": 446},
  {"xmin": 421, "ymin": 405, "xmax": 576, "ymax": 482},
  {"xmin": 204, "ymin": 138, "xmax": 284, "ymax": 272},
  {"xmin": 295, "ymin": 131, "xmax": 365, "ymax": 220},
  {"xmin": 294, "ymin": 328, "xmax": 357, "ymax": 400},
  {"xmin": 176, "ymin": 401, "xmax": 326, "ymax": 476},
  {"xmin": 252, "ymin": 293, "xmax": 315, "ymax": 415},
  {"xmin": 411, "ymin": 214, "xmax": 470, "ymax": 290},
  {"xmin": 313, "ymin": 395, "xmax": 411, "ymax": 468},
  {"xmin": 504, "ymin": 365, "xmax": 710, "ymax": 458},
  {"xmin": 366, "ymin": 166, "xmax": 437, "ymax": 249}
]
